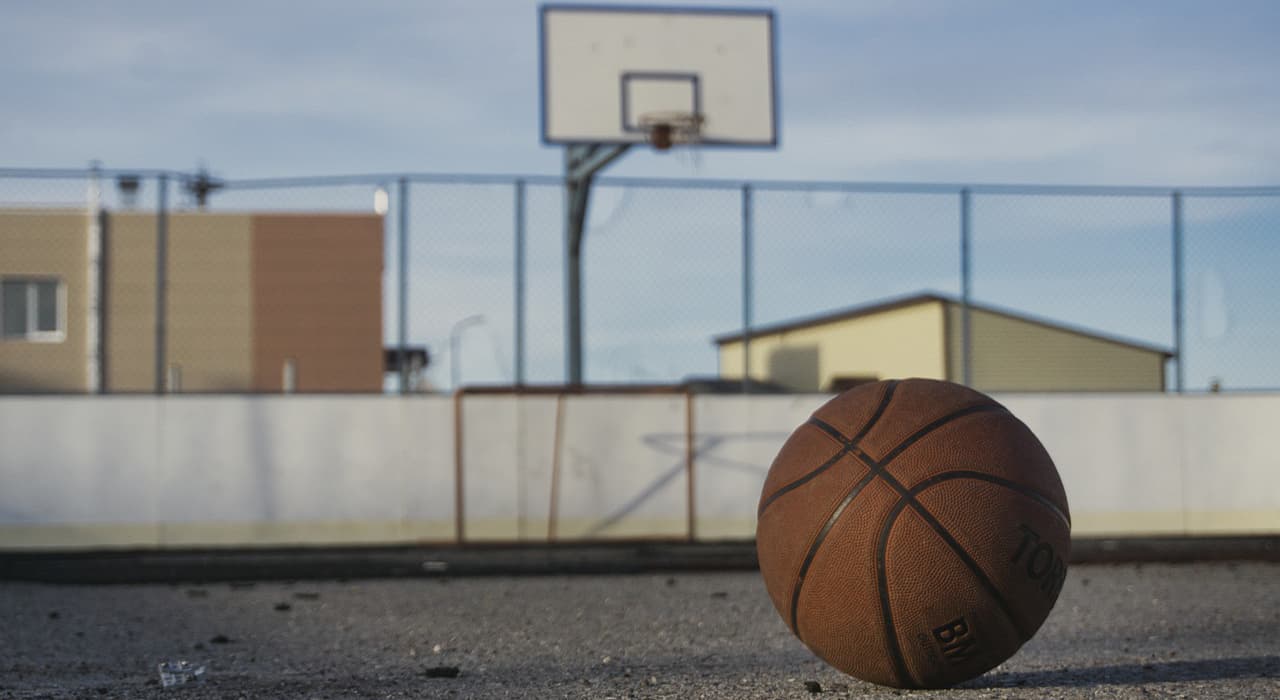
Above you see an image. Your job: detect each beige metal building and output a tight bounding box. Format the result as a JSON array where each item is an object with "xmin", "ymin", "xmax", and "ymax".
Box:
[
  {"xmin": 715, "ymin": 293, "xmax": 1172, "ymax": 393},
  {"xmin": 0, "ymin": 209, "xmax": 384, "ymax": 393}
]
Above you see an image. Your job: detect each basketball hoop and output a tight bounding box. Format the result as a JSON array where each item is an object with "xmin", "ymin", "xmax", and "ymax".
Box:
[{"xmin": 638, "ymin": 111, "xmax": 705, "ymax": 151}]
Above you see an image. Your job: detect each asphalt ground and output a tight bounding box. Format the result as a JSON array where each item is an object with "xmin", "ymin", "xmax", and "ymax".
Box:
[{"xmin": 1, "ymin": 561, "xmax": 1277, "ymax": 699}]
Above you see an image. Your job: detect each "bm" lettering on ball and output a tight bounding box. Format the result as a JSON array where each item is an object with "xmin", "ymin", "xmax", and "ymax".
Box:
[{"xmin": 931, "ymin": 617, "xmax": 976, "ymax": 662}]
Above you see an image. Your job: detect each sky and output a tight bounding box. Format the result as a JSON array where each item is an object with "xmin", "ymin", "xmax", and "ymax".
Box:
[
  {"xmin": 3, "ymin": 1, "xmax": 1279, "ymax": 390},
  {"xmin": 3, "ymin": 0, "xmax": 1279, "ymax": 185}
]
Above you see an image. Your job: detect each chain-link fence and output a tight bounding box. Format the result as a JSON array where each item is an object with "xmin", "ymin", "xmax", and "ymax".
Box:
[{"xmin": 2, "ymin": 167, "xmax": 1278, "ymax": 394}]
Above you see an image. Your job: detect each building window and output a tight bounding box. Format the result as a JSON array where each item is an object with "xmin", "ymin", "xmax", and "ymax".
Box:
[{"xmin": 0, "ymin": 277, "xmax": 64, "ymax": 341}]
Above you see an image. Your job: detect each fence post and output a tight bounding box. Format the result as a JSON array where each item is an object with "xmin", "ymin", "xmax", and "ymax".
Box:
[
  {"xmin": 741, "ymin": 183, "xmax": 754, "ymax": 393},
  {"xmin": 397, "ymin": 177, "xmax": 410, "ymax": 394},
  {"xmin": 514, "ymin": 179, "xmax": 526, "ymax": 386},
  {"xmin": 1172, "ymin": 190, "xmax": 1184, "ymax": 393},
  {"xmin": 959, "ymin": 187, "xmax": 972, "ymax": 387},
  {"xmin": 154, "ymin": 174, "xmax": 169, "ymax": 395},
  {"xmin": 86, "ymin": 163, "xmax": 103, "ymax": 394}
]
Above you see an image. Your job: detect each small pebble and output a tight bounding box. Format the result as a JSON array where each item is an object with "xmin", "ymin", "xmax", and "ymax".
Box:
[
  {"xmin": 804, "ymin": 680, "xmax": 822, "ymax": 693},
  {"xmin": 424, "ymin": 666, "xmax": 460, "ymax": 678}
]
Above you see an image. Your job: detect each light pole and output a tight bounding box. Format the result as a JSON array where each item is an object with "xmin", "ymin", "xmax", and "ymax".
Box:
[{"xmin": 449, "ymin": 314, "xmax": 486, "ymax": 390}]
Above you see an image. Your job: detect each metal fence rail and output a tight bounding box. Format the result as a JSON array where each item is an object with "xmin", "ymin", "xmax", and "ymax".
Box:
[{"xmin": 3, "ymin": 166, "xmax": 1279, "ymax": 394}]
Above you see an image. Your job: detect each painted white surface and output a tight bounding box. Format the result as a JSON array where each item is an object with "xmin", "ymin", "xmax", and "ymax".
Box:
[
  {"xmin": 691, "ymin": 395, "xmax": 826, "ymax": 539},
  {"xmin": 0, "ymin": 392, "xmax": 1277, "ymax": 550},
  {"xmin": 1179, "ymin": 395, "xmax": 1280, "ymax": 531},
  {"xmin": 1000, "ymin": 395, "xmax": 1189, "ymax": 534},
  {"xmin": 0, "ymin": 396, "xmax": 455, "ymax": 548},
  {"xmin": 460, "ymin": 395, "xmax": 521, "ymax": 540},
  {"xmin": 552, "ymin": 395, "xmax": 689, "ymax": 539},
  {"xmin": 399, "ymin": 397, "xmax": 457, "ymax": 539},
  {"xmin": 0, "ymin": 397, "xmax": 160, "ymax": 526},
  {"xmin": 541, "ymin": 7, "xmax": 776, "ymax": 145}
]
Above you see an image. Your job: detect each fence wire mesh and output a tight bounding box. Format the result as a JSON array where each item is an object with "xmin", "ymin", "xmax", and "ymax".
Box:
[{"xmin": 2, "ymin": 168, "xmax": 1278, "ymax": 394}]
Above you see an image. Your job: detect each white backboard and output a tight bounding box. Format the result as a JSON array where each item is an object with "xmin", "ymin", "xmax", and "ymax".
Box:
[{"xmin": 540, "ymin": 4, "xmax": 778, "ymax": 147}]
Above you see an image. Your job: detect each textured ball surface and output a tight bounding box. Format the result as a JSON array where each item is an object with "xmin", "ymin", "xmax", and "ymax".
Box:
[{"xmin": 756, "ymin": 379, "xmax": 1071, "ymax": 689}]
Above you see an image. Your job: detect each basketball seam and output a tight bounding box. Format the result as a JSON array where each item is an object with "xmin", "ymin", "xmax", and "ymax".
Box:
[
  {"xmin": 756, "ymin": 435, "xmax": 850, "ymax": 517},
  {"xmin": 900, "ymin": 497, "xmax": 1035, "ymax": 639},
  {"xmin": 787, "ymin": 470, "xmax": 878, "ymax": 634},
  {"xmin": 782, "ymin": 382, "xmax": 899, "ymax": 638},
  {"xmin": 910, "ymin": 470, "xmax": 1071, "ymax": 530},
  {"xmin": 853, "ymin": 422, "xmax": 1039, "ymax": 682},
  {"xmin": 757, "ymin": 381, "xmax": 897, "ymax": 516},
  {"xmin": 876, "ymin": 497, "xmax": 918, "ymax": 689},
  {"xmin": 786, "ymin": 399, "xmax": 1004, "ymax": 688}
]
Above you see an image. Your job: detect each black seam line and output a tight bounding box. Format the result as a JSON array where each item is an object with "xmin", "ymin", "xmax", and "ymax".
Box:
[
  {"xmin": 909, "ymin": 470, "xmax": 1071, "ymax": 530},
  {"xmin": 851, "ymin": 448, "xmax": 1036, "ymax": 641},
  {"xmin": 757, "ymin": 444, "xmax": 851, "ymax": 517},
  {"xmin": 878, "ymin": 403, "xmax": 1007, "ymax": 466},
  {"xmin": 847, "ymin": 402, "xmax": 1020, "ymax": 688},
  {"xmin": 757, "ymin": 381, "xmax": 898, "ymax": 517},
  {"xmin": 787, "ymin": 469, "xmax": 877, "ymax": 635},
  {"xmin": 876, "ymin": 497, "xmax": 920, "ymax": 689},
  {"xmin": 906, "ymin": 497, "xmax": 1034, "ymax": 640},
  {"xmin": 850, "ymin": 380, "xmax": 899, "ymax": 442}
]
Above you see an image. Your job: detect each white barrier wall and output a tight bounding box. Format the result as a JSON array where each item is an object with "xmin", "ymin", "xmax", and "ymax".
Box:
[
  {"xmin": 1, "ymin": 393, "xmax": 1277, "ymax": 550},
  {"xmin": 0, "ymin": 397, "xmax": 456, "ymax": 548},
  {"xmin": 1004, "ymin": 394, "xmax": 1280, "ymax": 536}
]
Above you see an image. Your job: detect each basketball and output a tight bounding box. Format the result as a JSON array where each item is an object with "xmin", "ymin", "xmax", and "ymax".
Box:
[{"xmin": 756, "ymin": 378, "xmax": 1071, "ymax": 689}]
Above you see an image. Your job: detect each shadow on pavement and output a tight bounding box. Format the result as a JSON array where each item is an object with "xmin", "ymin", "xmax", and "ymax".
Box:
[{"xmin": 977, "ymin": 655, "xmax": 1279, "ymax": 688}]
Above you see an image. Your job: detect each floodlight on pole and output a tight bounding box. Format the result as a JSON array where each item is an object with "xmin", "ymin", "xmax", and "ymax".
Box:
[{"xmin": 450, "ymin": 314, "xmax": 486, "ymax": 390}]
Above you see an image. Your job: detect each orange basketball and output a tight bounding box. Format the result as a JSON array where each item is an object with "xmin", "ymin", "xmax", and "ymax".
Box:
[{"xmin": 756, "ymin": 379, "xmax": 1071, "ymax": 688}]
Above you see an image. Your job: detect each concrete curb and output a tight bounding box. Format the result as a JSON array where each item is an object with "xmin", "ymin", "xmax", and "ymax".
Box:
[{"xmin": 1, "ymin": 536, "xmax": 1275, "ymax": 584}]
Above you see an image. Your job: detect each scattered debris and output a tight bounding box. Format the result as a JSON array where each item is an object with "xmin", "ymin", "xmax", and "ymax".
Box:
[
  {"xmin": 157, "ymin": 660, "xmax": 206, "ymax": 688},
  {"xmin": 803, "ymin": 680, "xmax": 822, "ymax": 693},
  {"xmin": 432, "ymin": 643, "xmax": 444, "ymax": 654},
  {"xmin": 423, "ymin": 665, "xmax": 460, "ymax": 678}
]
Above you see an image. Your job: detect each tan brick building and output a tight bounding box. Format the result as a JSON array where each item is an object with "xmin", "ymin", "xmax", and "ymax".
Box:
[
  {"xmin": 715, "ymin": 293, "xmax": 1172, "ymax": 393},
  {"xmin": 0, "ymin": 209, "xmax": 383, "ymax": 393}
]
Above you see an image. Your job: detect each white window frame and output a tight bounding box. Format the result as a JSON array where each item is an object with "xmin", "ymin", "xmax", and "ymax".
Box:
[{"xmin": 0, "ymin": 276, "xmax": 66, "ymax": 343}]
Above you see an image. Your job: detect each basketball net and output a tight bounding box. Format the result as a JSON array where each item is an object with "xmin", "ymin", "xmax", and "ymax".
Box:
[{"xmin": 640, "ymin": 111, "xmax": 705, "ymax": 173}]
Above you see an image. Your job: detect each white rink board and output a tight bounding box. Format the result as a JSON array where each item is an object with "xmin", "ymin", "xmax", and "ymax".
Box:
[
  {"xmin": 0, "ymin": 392, "xmax": 1277, "ymax": 550},
  {"xmin": 1000, "ymin": 395, "xmax": 1188, "ymax": 535},
  {"xmin": 552, "ymin": 395, "xmax": 690, "ymax": 539},
  {"xmin": 0, "ymin": 397, "xmax": 456, "ymax": 549},
  {"xmin": 691, "ymin": 394, "xmax": 826, "ymax": 539},
  {"xmin": 0, "ymin": 397, "xmax": 161, "ymax": 532}
]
